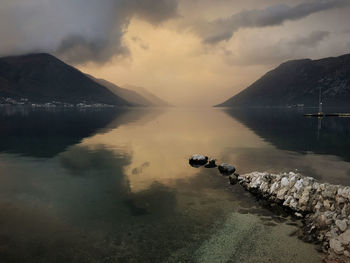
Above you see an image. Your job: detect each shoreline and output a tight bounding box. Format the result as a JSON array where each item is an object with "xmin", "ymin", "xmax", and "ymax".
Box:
[
  {"xmin": 189, "ymin": 154, "xmax": 350, "ymax": 262},
  {"xmin": 230, "ymin": 171, "xmax": 350, "ymax": 262}
]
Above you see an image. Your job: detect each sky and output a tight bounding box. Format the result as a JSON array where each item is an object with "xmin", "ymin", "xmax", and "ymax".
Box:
[{"xmin": 1, "ymin": 0, "xmax": 350, "ymax": 106}]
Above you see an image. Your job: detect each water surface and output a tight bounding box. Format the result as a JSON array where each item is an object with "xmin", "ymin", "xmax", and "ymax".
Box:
[{"xmin": 2, "ymin": 106, "xmax": 349, "ymax": 262}]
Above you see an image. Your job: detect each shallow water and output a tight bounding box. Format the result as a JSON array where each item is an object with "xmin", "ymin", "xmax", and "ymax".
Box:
[{"xmin": 2, "ymin": 106, "xmax": 350, "ymax": 262}]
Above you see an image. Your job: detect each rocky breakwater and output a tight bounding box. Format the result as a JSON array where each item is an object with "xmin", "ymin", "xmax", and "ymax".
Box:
[
  {"xmin": 232, "ymin": 171, "xmax": 350, "ymax": 262},
  {"xmin": 188, "ymin": 154, "xmax": 350, "ymax": 262}
]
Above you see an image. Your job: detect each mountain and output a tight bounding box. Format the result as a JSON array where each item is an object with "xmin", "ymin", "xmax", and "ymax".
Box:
[
  {"xmin": 124, "ymin": 85, "xmax": 172, "ymax": 107},
  {"xmin": 87, "ymin": 75, "xmax": 153, "ymax": 106},
  {"xmin": 217, "ymin": 53, "xmax": 350, "ymax": 108},
  {"xmin": 0, "ymin": 53, "xmax": 130, "ymax": 106}
]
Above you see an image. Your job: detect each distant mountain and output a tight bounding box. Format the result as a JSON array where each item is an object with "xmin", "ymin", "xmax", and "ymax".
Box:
[
  {"xmin": 0, "ymin": 53, "xmax": 130, "ymax": 106},
  {"xmin": 217, "ymin": 53, "xmax": 350, "ymax": 108},
  {"xmin": 87, "ymin": 75, "xmax": 153, "ymax": 106},
  {"xmin": 124, "ymin": 85, "xmax": 172, "ymax": 107}
]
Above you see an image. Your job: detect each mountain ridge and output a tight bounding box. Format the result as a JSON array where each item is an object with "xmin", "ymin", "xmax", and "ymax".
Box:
[
  {"xmin": 0, "ymin": 53, "xmax": 130, "ymax": 106},
  {"xmin": 216, "ymin": 53, "xmax": 350, "ymax": 108},
  {"xmin": 124, "ymin": 84, "xmax": 172, "ymax": 107},
  {"xmin": 86, "ymin": 75, "xmax": 154, "ymax": 107}
]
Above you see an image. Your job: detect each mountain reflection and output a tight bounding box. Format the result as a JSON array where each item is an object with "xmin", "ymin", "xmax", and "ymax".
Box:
[
  {"xmin": 0, "ymin": 108, "xmax": 325, "ymax": 262},
  {"xmin": 223, "ymin": 108, "xmax": 350, "ymax": 162},
  {"xmin": 0, "ymin": 107, "xmax": 156, "ymax": 158}
]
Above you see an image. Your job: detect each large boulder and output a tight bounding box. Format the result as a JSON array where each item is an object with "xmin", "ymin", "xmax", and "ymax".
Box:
[
  {"xmin": 218, "ymin": 163, "xmax": 236, "ymax": 176},
  {"xmin": 189, "ymin": 154, "xmax": 208, "ymax": 167}
]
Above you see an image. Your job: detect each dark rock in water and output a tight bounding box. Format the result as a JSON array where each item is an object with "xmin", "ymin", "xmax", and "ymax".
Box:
[
  {"xmin": 229, "ymin": 174, "xmax": 239, "ymax": 185},
  {"xmin": 189, "ymin": 154, "xmax": 208, "ymax": 167},
  {"xmin": 205, "ymin": 158, "xmax": 217, "ymax": 168},
  {"xmin": 218, "ymin": 163, "xmax": 236, "ymax": 176}
]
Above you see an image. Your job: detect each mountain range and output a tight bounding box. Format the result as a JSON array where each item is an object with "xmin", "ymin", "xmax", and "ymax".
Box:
[
  {"xmin": 217, "ymin": 53, "xmax": 350, "ymax": 108},
  {"xmin": 88, "ymin": 76, "xmax": 171, "ymax": 107},
  {"xmin": 0, "ymin": 53, "xmax": 169, "ymax": 107},
  {"xmin": 123, "ymin": 84, "xmax": 172, "ymax": 107}
]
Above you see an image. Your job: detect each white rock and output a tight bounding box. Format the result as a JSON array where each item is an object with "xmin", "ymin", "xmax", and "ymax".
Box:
[
  {"xmin": 331, "ymin": 204, "xmax": 335, "ymax": 211},
  {"xmin": 283, "ymin": 196, "xmax": 293, "ymax": 206},
  {"xmin": 289, "ymin": 177, "xmax": 297, "ymax": 188},
  {"xmin": 336, "ymin": 219, "xmax": 348, "ymax": 232},
  {"xmin": 312, "ymin": 182, "xmax": 320, "ymax": 190},
  {"xmin": 289, "ymin": 171, "xmax": 298, "ymax": 177},
  {"xmin": 299, "ymin": 186, "xmax": 311, "ymax": 207},
  {"xmin": 322, "ymin": 185, "xmax": 337, "ymax": 199},
  {"xmin": 339, "ymin": 187, "xmax": 350, "ymax": 200},
  {"xmin": 324, "ymin": 200, "xmax": 331, "ymax": 210},
  {"xmin": 290, "ymin": 199, "xmax": 299, "ymax": 210},
  {"xmin": 277, "ymin": 187, "xmax": 288, "ymax": 200},
  {"xmin": 295, "ymin": 212, "xmax": 303, "ymax": 218},
  {"xmin": 294, "ymin": 179, "xmax": 303, "ymax": 192},
  {"xmin": 293, "ymin": 192, "xmax": 300, "ymax": 199},
  {"xmin": 190, "ymin": 154, "xmax": 206, "ymax": 161},
  {"xmin": 337, "ymin": 196, "xmax": 346, "ymax": 205},
  {"xmin": 281, "ymin": 177, "xmax": 289, "ymax": 187},
  {"xmin": 270, "ymin": 182, "xmax": 279, "ymax": 194},
  {"xmin": 342, "ymin": 204, "xmax": 348, "ymax": 218},
  {"xmin": 339, "ymin": 230, "xmax": 350, "ymax": 245},
  {"xmin": 259, "ymin": 182, "xmax": 265, "ymax": 190},
  {"xmin": 330, "ymin": 239, "xmax": 344, "ymax": 254},
  {"xmin": 326, "ymin": 226, "xmax": 339, "ymax": 238}
]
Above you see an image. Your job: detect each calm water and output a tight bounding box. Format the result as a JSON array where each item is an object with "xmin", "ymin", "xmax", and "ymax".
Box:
[{"xmin": 1, "ymin": 106, "xmax": 350, "ymax": 263}]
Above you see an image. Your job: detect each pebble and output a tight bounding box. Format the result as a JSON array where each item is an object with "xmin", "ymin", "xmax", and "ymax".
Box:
[{"xmin": 336, "ymin": 219, "xmax": 347, "ymax": 232}]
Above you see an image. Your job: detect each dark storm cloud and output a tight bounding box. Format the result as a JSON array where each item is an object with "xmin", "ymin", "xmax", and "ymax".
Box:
[
  {"xmin": 0, "ymin": 0, "xmax": 178, "ymax": 64},
  {"xmin": 199, "ymin": 0, "xmax": 349, "ymax": 44},
  {"xmin": 55, "ymin": 35, "xmax": 129, "ymax": 64},
  {"xmin": 289, "ymin": 30, "xmax": 330, "ymax": 48},
  {"xmin": 223, "ymin": 30, "xmax": 332, "ymax": 66},
  {"xmin": 122, "ymin": 0, "xmax": 180, "ymax": 24}
]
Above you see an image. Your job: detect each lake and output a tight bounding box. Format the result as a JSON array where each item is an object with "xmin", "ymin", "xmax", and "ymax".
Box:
[{"xmin": 1, "ymin": 106, "xmax": 350, "ymax": 262}]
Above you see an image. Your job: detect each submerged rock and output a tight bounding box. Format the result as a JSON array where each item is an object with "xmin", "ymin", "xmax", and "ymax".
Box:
[
  {"xmin": 189, "ymin": 154, "xmax": 208, "ymax": 167},
  {"xmin": 218, "ymin": 163, "xmax": 236, "ymax": 176},
  {"xmin": 205, "ymin": 158, "xmax": 217, "ymax": 168}
]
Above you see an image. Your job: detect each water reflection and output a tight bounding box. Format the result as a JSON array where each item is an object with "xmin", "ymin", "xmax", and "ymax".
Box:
[
  {"xmin": 223, "ymin": 108, "xmax": 350, "ymax": 161},
  {"xmin": 221, "ymin": 108, "xmax": 350, "ymax": 185},
  {"xmin": 0, "ymin": 107, "xmax": 335, "ymax": 262},
  {"xmin": 0, "ymin": 107, "xmax": 127, "ymax": 157},
  {"xmin": 0, "ymin": 106, "xmax": 166, "ymax": 158}
]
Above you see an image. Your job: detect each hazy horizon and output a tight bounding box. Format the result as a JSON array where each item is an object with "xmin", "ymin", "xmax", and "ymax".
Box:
[{"xmin": 1, "ymin": 0, "xmax": 350, "ymax": 106}]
